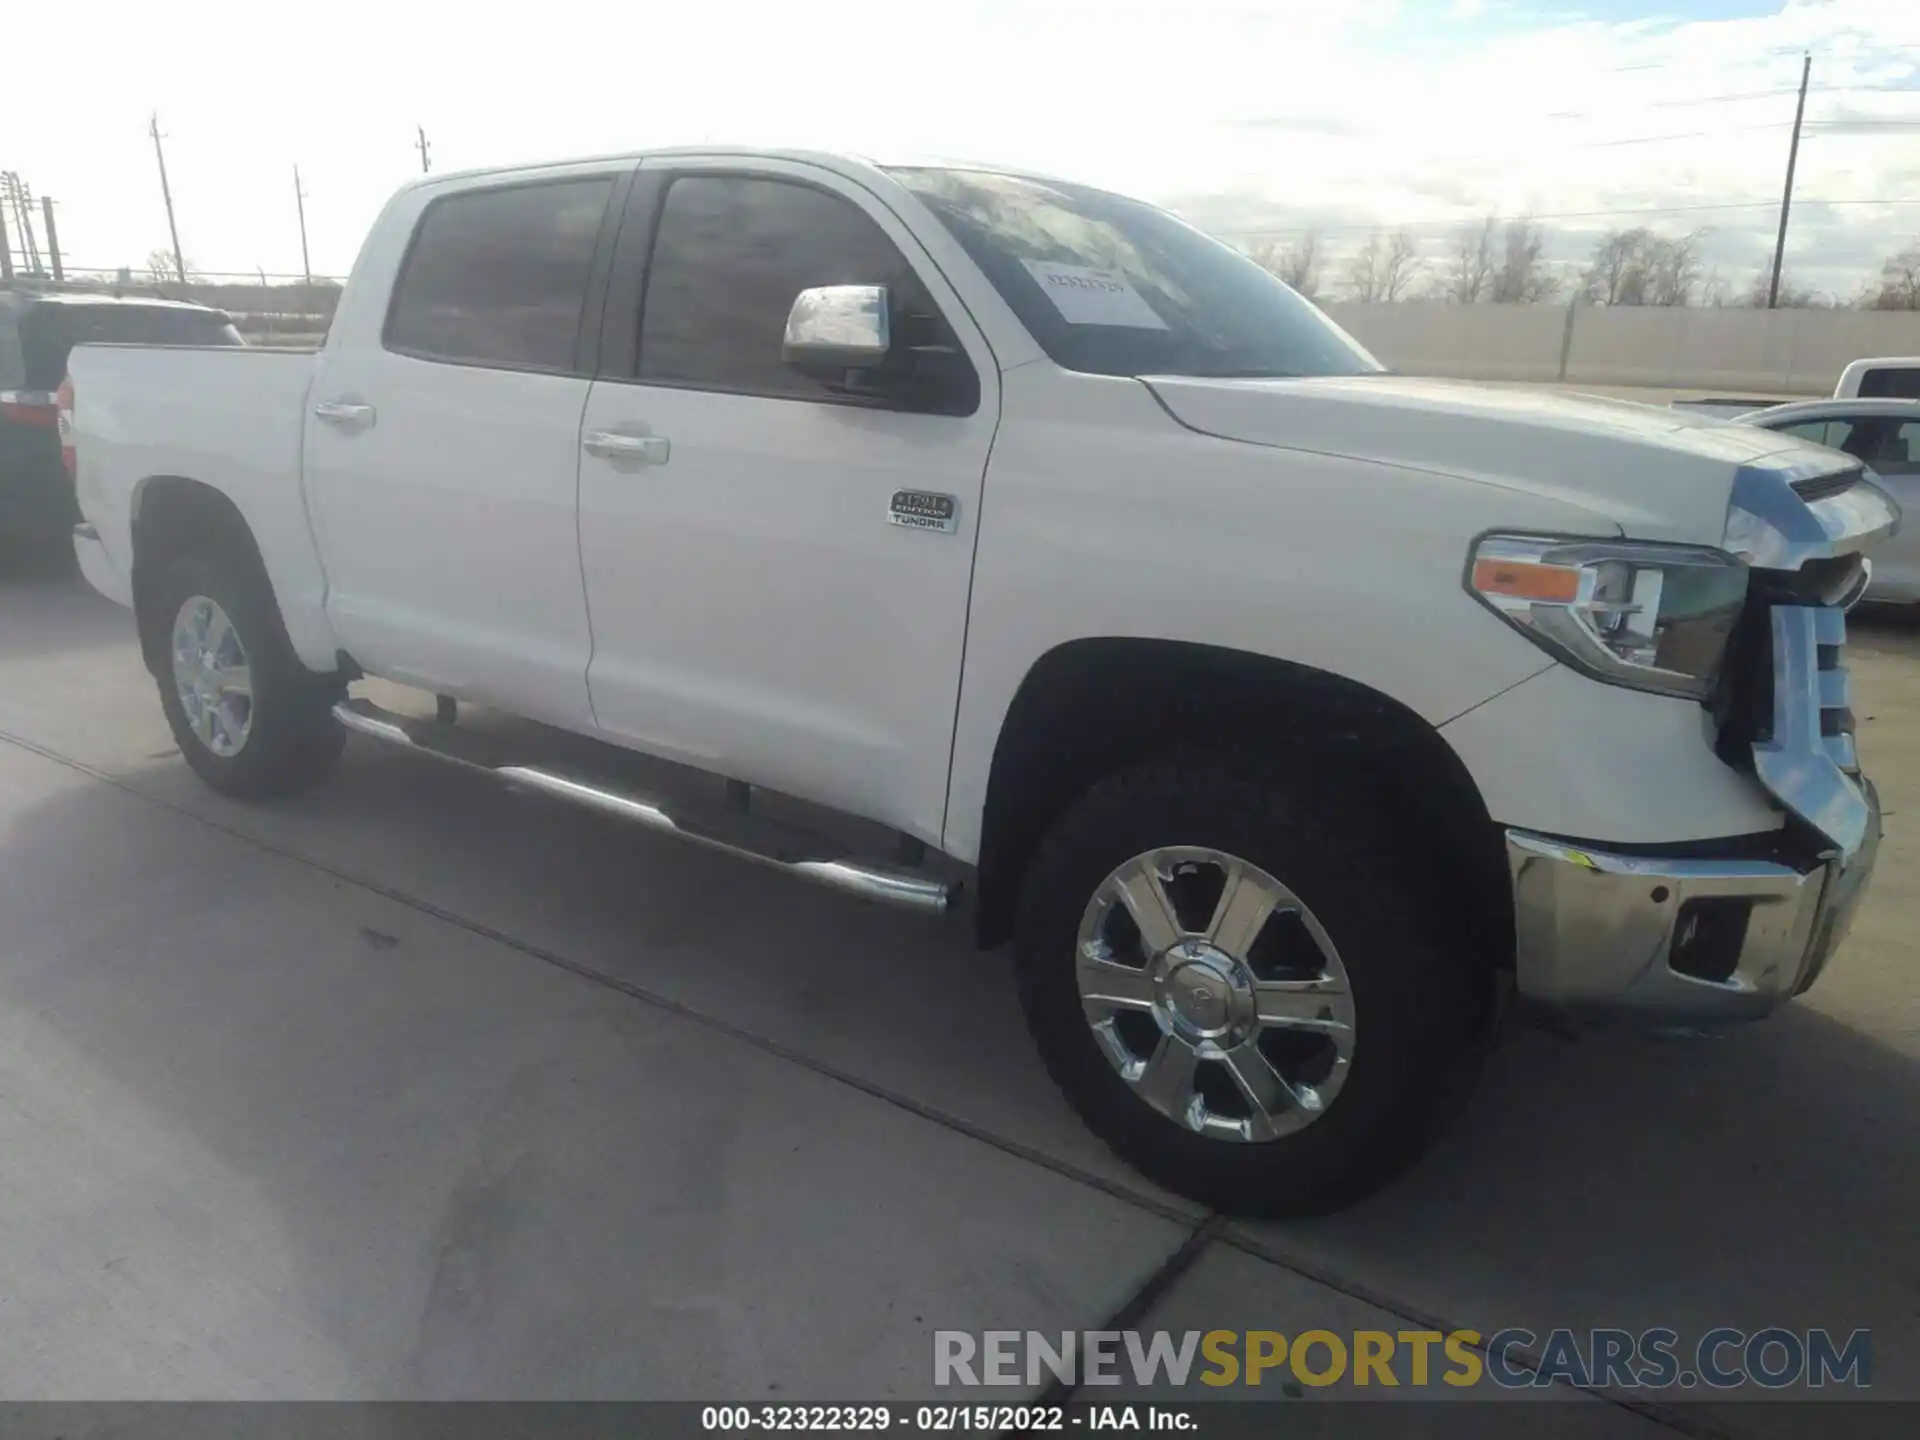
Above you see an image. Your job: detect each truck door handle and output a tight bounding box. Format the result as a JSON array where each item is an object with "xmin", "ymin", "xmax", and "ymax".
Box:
[
  {"xmin": 314, "ymin": 401, "xmax": 376, "ymax": 430},
  {"xmin": 584, "ymin": 430, "xmax": 671, "ymax": 465}
]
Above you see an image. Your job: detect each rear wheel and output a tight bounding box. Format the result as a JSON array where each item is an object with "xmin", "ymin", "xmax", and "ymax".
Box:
[
  {"xmin": 1015, "ymin": 749, "xmax": 1480, "ymax": 1216},
  {"xmin": 151, "ymin": 551, "xmax": 344, "ymax": 798}
]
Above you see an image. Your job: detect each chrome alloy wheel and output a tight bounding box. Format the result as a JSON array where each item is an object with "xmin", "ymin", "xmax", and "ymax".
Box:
[
  {"xmin": 1076, "ymin": 847, "xmax": 1356, "ymax": 1142},
  {"xmin": 170, "ymin": 595, "xmax": 254, "ymax": 758}
]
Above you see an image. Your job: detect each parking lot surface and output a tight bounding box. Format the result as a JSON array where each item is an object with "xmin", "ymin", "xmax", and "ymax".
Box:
[{"xmin": 0, "ymin": 562, "xmax": 1912, "ymax": 1430}]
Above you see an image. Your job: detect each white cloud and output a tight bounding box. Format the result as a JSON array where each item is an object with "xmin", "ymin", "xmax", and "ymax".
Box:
[{"xmin": 1, "ymin": 0, "xmax": 1914, "ymax": 298}]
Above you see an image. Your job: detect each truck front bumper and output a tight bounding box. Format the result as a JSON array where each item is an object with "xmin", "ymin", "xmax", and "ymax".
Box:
[{"xmin": 1506, "ymin": 785, "xmax": 1879, "ymax": 1021}]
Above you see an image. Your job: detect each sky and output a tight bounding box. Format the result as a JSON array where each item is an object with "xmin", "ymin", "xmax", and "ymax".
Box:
[{"xmin": 2, "ymin": 0, "xmax": 1916, "ymax": 301}]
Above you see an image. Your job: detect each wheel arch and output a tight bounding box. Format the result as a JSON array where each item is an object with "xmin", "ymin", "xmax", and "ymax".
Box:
[
  {"xmin": 969, "ymin": 637, "xmax": 1513, "ymax": 967},
  {"xmin": 130, "ymin": 475, "xmax": 278, "ymax": 679}
]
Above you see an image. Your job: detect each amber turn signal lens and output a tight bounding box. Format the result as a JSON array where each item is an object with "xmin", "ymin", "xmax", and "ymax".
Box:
[{"xmin": 1472, "ymin": 557, "xmax": 1582, "ymax": 603}]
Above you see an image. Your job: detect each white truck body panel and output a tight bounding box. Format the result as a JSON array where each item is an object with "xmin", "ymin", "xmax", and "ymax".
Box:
[
  {"xmin": 57, "ymin": 147, "xmax": 1895, "ymax": 1210},
  {"xmin": 1439, "ymin": 662, "xmax": 1783, "ymax": 844},
  {"xmin": 576, "ymin": 155, "xmax": 1005, "ymax": 843},
  {"xmin": 67, "ymin": 345, "xmax": 342, "ymax": 669},
  {"xmin": 1145, "ymin": 373, "xmax": 1815, "ymax": 546},
  {"xmin": 64, "ymin": 146, "xmax": 1875, "ymax": 867}
]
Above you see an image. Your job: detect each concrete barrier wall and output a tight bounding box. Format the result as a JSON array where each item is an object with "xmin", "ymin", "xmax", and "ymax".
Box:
[{"xmin": 1319, "ymin": 301, "xmax": 1920, "ymax": 395}]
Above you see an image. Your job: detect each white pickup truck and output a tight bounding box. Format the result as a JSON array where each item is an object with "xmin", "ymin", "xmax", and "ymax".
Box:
[{"xmin": 64, "ymin": 149, "xmax": 1894, "ymax": 1215}]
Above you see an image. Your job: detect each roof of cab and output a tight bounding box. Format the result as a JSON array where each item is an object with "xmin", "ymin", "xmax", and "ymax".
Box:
[{"xmin": 394, "ymin": 144, "xmax": 1079, "ymax": 194}]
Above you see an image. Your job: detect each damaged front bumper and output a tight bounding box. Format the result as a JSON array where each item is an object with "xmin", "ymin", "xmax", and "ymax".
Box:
[
  {"xmin": 1506, "ymin": 792, "xmax": 1878, "ymax": 1021},
  {"xmin": 1508, "ymin": 583, "xmax": 1881, "ymax": 1022}
]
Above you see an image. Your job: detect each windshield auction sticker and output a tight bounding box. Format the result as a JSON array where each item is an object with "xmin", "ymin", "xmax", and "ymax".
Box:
[{"xmin": 1021, "ymin": 261, "xmax": 1169, "ymax": 329}]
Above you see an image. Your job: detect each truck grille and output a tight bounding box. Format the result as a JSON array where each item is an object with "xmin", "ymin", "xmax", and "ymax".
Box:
[
  {"xmin": 1721, "ymin": 594, "xmax": 1870, "ymax": 859},
  {"xmin": 1790, "ymin": 471, "xmax": 1859, "ymax": 503}
]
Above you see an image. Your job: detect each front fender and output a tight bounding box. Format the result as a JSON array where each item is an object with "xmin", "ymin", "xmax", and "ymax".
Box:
[{"xmin": 941, "ymin": 367, "xmax": 1622, "ymax": 862}]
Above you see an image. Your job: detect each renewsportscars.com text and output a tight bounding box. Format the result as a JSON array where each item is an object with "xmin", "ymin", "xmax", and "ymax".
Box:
[{"xmin": 934, "ymin": 1328, "xmax": 1872, "ymax": 1390}]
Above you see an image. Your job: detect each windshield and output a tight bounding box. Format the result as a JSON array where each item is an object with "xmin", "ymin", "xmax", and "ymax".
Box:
[{"xmin": 886, "ymin": 167, "xmax": 1381, "ymax": 382}]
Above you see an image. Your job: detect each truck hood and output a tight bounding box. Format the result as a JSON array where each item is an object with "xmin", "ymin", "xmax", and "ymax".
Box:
[{"xmin": 1144, "ymin": 373, "xmax": 1834, "ymax": 544}]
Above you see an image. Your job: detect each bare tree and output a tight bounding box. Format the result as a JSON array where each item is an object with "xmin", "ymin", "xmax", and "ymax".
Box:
[
  {"xmin": 1489, "ymin": 219, "xmax": 1559, "ymax": 303},
  {"xmin": 1250, "ymin": 230, "xmax": 1325, "ymax": 299},
  {"xmin": 1439, "ymin": 217, "xmax": 1497, "ymax": 303},
  {"xmin": 1583, "ymin": 229, "xmax": 1647, "ymax": 304},
  {"xmin": 1582, "ymin": 228, "xmax": 1704, "ymax": 307},
  {"xmin": 1348, "ymin": 227, "xmax": 1420, "ymax": 302},
  {"xmin": 1869, "ymin": 240, "xmax": 1920, "ymax": 310},
  {"xmin": 1642, "ymin": 231, "xmax": 1706, "ymax": 307},
  {"xmin": 145, "ymin": 247, "xmax": 199, "ymax": 286},
  {"xmin": 1382, "ymin": 228, "xmax": 1421, "ymax": 301},
  {"xmin": 1743, "ymin": 269, "xmax": 1821, "ymax": 308}
]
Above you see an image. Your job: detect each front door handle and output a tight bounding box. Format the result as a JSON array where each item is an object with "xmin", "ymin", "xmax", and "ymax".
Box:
[
  {"xmin": 314, "ymin": 400, "xmax": 376, "ymax": 431},
  {"xmin": 584, "ymin": 430, "xmax": 671, "ymax": 465}
]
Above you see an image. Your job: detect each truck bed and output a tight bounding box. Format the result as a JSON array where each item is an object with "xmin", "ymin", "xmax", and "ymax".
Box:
[{"xmin": 66, "ymin": 343, "xmax": 336, "ymax": 666}]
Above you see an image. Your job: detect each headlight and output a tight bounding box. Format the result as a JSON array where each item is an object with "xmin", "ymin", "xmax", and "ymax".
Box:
[{"xmin": 1468, "ymin": 535, "xmax": 1748, "ymax": 700}]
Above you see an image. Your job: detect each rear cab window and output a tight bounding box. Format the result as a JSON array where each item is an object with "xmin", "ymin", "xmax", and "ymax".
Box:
[
  {"xmin": 1858, "ymin": 368, "xmax": 1920, "ymax": 401},
  {"xmin": 383, "ymin": 178, "xmax": 616, "ymax": 373}
]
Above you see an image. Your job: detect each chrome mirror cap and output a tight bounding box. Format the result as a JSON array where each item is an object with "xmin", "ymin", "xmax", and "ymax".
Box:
[{"xmin": 783, "ymin": 285, "xmax": 890, "ymax": 366}]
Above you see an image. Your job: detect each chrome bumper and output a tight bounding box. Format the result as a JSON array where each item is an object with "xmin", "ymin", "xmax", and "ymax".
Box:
[{"xmin": 1507, "ymin": 787, "xmax": 1879, "ymax": 1021}]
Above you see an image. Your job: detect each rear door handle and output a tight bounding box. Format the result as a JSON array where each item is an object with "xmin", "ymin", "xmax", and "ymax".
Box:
[
  {"xmin": 584, "ymin": 430, "xmax": 671, "ymax": 465},
  {"xmin": 314, "ymin": 400, "xmax": 376, "ymax": 431}
]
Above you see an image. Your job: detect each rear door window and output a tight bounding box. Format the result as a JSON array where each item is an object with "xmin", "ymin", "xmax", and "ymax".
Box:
[{"xmin": 385, "ymin": 178, "xmax": 615, "ymax": 373}]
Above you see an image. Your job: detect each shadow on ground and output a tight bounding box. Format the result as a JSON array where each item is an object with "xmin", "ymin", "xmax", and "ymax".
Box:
[
  {"xmin": 0, "ymin": 755, "xmax": 1189, "ymax": 1399},
  {"xmin": 0, "ymin": 560, "xmax": 128, "ymax": 661}
]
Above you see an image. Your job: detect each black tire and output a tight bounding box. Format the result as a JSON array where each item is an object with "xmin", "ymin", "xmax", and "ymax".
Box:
[
  {"xmin": 149, "ymin": 548, "xmax": 345, "ymax": 799},
  {"xmin": 1015, "ymin": 748, "xmax": 1482, "ymax": 1217}
]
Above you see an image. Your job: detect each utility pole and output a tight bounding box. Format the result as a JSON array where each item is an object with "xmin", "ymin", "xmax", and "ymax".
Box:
[
  {"xmin": 41, "ymin": 196, "xmax": 63, "ymax": 282},
  {"xmin": 293, "ymin": 165, "xmax": 312, "ymax": 286},
  {"xmin": 1767, "ymin": 52, "xmax": 1811, "ymax": 310},
  {"xmin": 0, "ymin": 200, "xmax": 13, "ymax": 282},
  {"xmin": 415, "ymin": 124, "xmax": 432, "ymax": 174},
  {"xmin": 150, "ymin": 112, "xmax": 187, "ymax": 285},
  {"xmin": 2, "ymin": 173, "xmax": 44, "ymax": 275}
]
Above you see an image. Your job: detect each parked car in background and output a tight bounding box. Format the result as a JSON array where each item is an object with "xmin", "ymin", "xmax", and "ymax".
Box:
[
  {"xmin": 1, "ymin": 286, "xmax": 243, "ymax": 554},
  {"xmin": 1741, "ymin": 396, "xmax": 1920, "ymax": 603},
  {"xmin": 1671, "ymin": 359, "xmax": 1920, "ymax": 424}
]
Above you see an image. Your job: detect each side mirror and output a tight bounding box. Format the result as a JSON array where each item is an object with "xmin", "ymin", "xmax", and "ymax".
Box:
[{"xmin": 782, "ymin": 285, "xmax": 891, "ymax": 370}]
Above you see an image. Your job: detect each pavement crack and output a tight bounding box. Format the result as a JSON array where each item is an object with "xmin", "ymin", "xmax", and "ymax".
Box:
[
  {"xmin": 1219, "ymin": 1227, "xmax": 1733, "ymax": 1437},
  {"xmin": 1026, "ymin": 1214, "xmax": 1226, "ymax": 1414}
]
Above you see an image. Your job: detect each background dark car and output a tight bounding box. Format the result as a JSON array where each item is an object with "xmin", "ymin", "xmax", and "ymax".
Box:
[{"xmin": 1, "ymin": 287, "xmax": 243, "ymax": 558}]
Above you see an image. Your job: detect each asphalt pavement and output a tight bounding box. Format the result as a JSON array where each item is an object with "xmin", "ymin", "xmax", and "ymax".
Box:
[{"xmin": 0, "ymin": 561, "xmax": 1912, "ymax": 1432}]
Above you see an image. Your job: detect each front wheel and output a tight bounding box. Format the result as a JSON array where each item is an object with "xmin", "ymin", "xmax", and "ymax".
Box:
[
  {"xmin": 151, "ymin": 550, "xmax": 344, "ymax": 798},
  {"xmin": 1015, "ymin": 750, "xmax": 1481, "ymax": 1217}
]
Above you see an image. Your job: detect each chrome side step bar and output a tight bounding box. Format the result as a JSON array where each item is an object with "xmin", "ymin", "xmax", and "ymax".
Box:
[{"xmin": 332, "ymin": 699, "xmax": 955, "ymax": 915}]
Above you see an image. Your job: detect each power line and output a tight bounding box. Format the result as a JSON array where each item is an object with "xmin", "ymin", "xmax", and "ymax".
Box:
[
  {"xmin": 1576, "ymin": 121, "xmax": 1795, "ymax": 148},
  {"xmin": 1543, "ymin": 81, "xmax": 1920, "ymax": 120}
]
